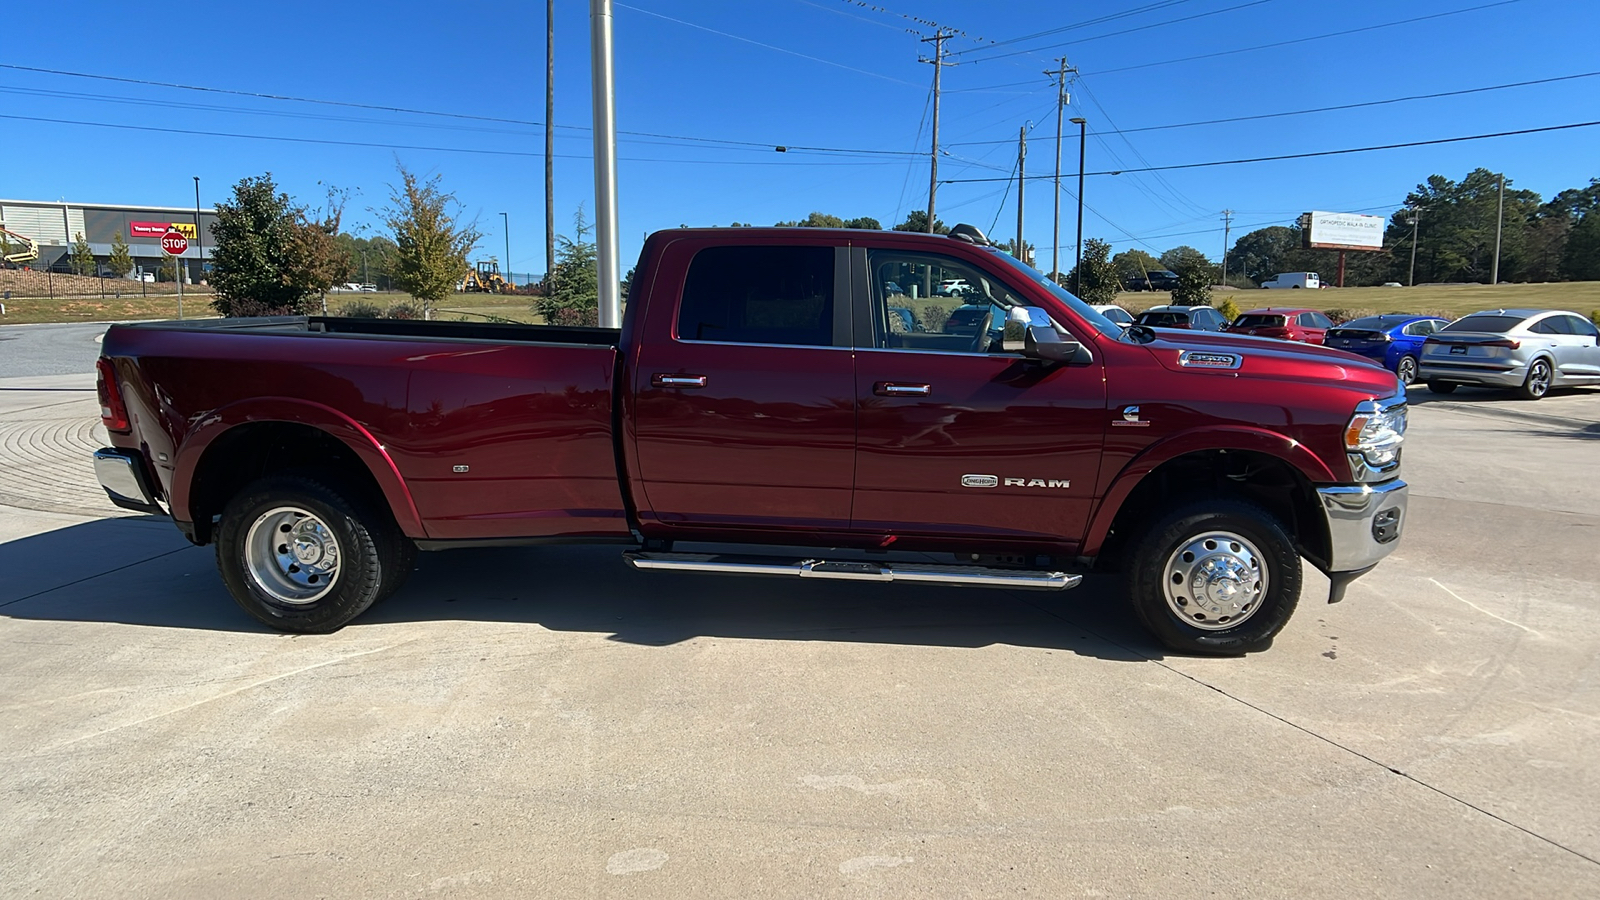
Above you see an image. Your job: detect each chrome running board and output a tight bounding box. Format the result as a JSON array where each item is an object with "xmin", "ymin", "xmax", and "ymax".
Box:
[{"xmin": 622, "ymin": 551, "xmax": 1082, "ymax": 591}]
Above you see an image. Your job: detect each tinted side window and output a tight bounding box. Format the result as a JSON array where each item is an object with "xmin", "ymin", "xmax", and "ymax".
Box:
[
  {"xmin": 1309, "ymin": 312, "xmax": 1332, "ymax": 328},
  {"xmin": 677, "ymin": 246, "xmax": 837, "ymax": 346},
  {"xmin": 1569, "ymin": 315, "xmax": 1600, "ymax": 338},
  {"xmin": 1529, "ymin": 317, "xmax": 1562, "ymax": 335}
]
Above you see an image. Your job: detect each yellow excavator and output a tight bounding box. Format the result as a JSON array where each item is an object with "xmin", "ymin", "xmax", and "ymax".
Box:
[
  {"xmin": 462, "ymin": 260, "xmax": 514, "ymax": 294},
  {"xmin": 1, "ymin": 223, "xmax": 40, "ymax": 266}
]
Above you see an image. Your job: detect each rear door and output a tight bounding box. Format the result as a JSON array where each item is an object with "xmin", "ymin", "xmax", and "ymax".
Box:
[
  {"xmin": 630, "ymin": 240, "xmax": 857, "ymax": 533},
  {"xmin": 1553, "ymin": 314, "xmax": 1600, "ymax": 378},
  {"xmin": 1298, "ymin": 311, "xmax": 1331, "ymax": 344},
  {"xmin": 849, "ymin": 246, "xmax": 1107, "ymax": 546}
]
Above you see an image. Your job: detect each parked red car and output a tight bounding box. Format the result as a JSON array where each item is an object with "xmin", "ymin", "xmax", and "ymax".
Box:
[
  {"xmin": 92, "ymin": 225, "xmax": 1409, "ymax": 655},
  {"xmin": 1227, "ymin": 308, "xmax": 1334, "ymax": 344}
]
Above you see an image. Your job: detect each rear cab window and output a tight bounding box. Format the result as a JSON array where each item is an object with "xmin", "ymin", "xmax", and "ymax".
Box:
[
  {"xmin": 1233, "ymin": 314, "xmax": 1286, "ymax": 328},
  {"xmin": 1138, "ymin": 312, "xmax": 1191, "ymax": 327},
  {"xmin": 1441, "ymin": 315, "xmax": 1524, "ymax": 333},
  {"xmin": 676, "ymin": 245, "xmax": 843, "ymax": 346}
]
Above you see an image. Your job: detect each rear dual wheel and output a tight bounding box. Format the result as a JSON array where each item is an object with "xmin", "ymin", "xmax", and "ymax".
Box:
[
  {"xmin": 1124, "ymin": 499, "xmax": 1301, "ymax": 655},
  {"xmin": 216, "ymin": 475, "xmax": 415, "ymax": 633}
]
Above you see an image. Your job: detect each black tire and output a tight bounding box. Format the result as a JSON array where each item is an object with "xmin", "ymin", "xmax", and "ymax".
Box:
[
  {"xmin": 1518, "ymin": 357, "xmax": 1553, "ymax": 401},
  {"xmin": 216, "ymin": 475, "xmax": 400, "ymax": 633},
  {"xmin": 380, "ymin": 536, "xmax": 418, "ymax": 603},
  {"xmin": 1426, "ymin": 381, "xmax": 1457, "ymax": 394},
  {"xmin": 1396, "ymin": 355, "xmax": 1418, "ymax": 386},
  {"xmin": 1124, "ymin": 498, "xmax": 1302, "ymax": 655}
]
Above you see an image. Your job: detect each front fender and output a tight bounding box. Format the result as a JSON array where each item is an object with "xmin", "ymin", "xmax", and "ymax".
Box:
[
  {"xmin": 172, "ymin": 397, "xmax": 426, "ymax": 539},
  {"xmin": 1082, "ymin": 426, "xmax": 1339, "ymax": 557}
]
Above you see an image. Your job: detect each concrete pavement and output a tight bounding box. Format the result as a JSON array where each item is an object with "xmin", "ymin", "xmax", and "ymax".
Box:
[{"xmin": 1, "ymin": 381, "xmax": 1597, "ymax": 898}]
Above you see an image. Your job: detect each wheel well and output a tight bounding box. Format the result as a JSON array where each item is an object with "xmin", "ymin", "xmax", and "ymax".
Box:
[
  {"xmin": 186, "ymin": 422, "xmax": 388, "ymax": 545},
  {"xmin": 1098, "ymin": 449, "xmax": 1329, "ymax": 571}
]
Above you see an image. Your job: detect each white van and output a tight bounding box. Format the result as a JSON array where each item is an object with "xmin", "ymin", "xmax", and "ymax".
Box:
[{"xmin": 1261, "ymin": 272, "xmax": 1320, "ymax": 290}]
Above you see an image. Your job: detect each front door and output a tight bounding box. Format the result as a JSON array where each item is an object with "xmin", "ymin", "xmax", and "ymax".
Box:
[
  {"xmin": 631, "ymin": 241, "xmax": 857, "ymax": 533},
  {"xmin": 850, "ymin": 247, "xmax": 1108, "ymax": 547}
]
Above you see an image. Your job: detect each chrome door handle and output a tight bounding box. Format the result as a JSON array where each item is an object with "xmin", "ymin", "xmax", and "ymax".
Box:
[
  {"xmin": 874, "ymin": 382, "xmax": 931, "ymax": 397},
  {"xmin": 652, "ymin": 373, "xmax": 708, "ymax": 388}
]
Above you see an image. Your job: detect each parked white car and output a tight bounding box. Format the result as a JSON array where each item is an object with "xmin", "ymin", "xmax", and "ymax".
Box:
[
  {"xmin": 1261, "ymin": 272, "xmax": 1320, "ymax": 290},
  {"xmin": 1090, "ymin": 304, "xmax": 1135, "ymax": 328}
]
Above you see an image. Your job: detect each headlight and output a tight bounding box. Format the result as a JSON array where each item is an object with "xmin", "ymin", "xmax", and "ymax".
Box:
[{"xmin": 1345, "ymin": 396, "xmax": 1406, "ymax": 481}]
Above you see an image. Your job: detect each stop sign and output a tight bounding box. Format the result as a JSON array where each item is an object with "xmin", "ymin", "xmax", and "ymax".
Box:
[{"xmin": 160, "ymin": 230, "xmax": 189, "ymax": 255}]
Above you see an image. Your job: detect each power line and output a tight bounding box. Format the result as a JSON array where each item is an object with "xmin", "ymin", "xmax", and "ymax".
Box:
[
  {"xmin": 944, "ymin": 70, "xmax": 1600, "ymax": 145},
  {"xmin": 959, "ymin": 0, "xmax": 1279, "ymax": 64},
  {"xmin": 1093, "ymin": 0, "xmax": 1526, "ymax": 76},
  {"xmin": 941, "ymin": 119, "xmax": 1600, "ymax": 182},
  {"xmin": 948, "ymin": 0, "xmax": 1200, "ymax": 56},
  {"xmin": 614, "ymin": 2, "xmax": 924, "ymax": 87},
  {"xmin": 0, "ymin": 112, "xmax": 912, "ymax": 166}
]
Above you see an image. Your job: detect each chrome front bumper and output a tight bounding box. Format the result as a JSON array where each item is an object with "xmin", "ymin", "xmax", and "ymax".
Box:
[
  {"xmin": 1315, "ymin": 479, "xmax": 1408, "ymax": 602},
  {"xmin": 93, "ymin": 448, "xmax": 166, "ymax": 515}
]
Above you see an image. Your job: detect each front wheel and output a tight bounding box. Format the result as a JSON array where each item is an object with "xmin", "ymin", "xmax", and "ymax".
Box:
[
  {"xmin": 1124, "ymin": 499, "xmax": 1302, "ymax": 655},
  {"xmin": 1396, "ymin": 355, "xmax": 1418, "ymax": 385},
  {"xmin": 216, "ymin": 475, "xmax": 402, "ymax": 633},
  {"xmin": 1519, "ymin": 358, "xmax": 1552, "ymax": 400}
]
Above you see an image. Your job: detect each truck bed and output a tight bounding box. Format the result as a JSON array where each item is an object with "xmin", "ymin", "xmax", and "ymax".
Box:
[{"xmin": 102, "ymin": 315, "xmax": 632, "ymax": 544}]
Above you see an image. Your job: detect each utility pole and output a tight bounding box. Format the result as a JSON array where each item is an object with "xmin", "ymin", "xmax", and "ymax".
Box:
[
  {"xmin": 1408, "ymin": 208, "xmax": 1421, "ymax": 288},
  {"xmin": 1048, "ymin": 58, "xmax": 1075, "ymax": 282},
  {"xmin": 545, "ymin": 0, "xmax": 556, "ymax": 282},
  {"xmin": 590, "ymin": 0, "xmax": 621, "ymax": 327},
  {"xmin": 501, "ymin": 212, "xmax": 511, "ymax": 285},
  {"xmin": 1070, "ymin": 117, "xmax": 1087, "ymax": 295},
  {"xmin": 919, "ymin": 31, "xmax": 954, "ymax": 233},
  {"xmin": 1016, "ymin": 125, "xmax": 1026, "ymax": 263},
  {"xmin": 1221, "ymin": 209, "xmax": 1233, "ymax": 287},
  {"xmin": 1492, "ymin": 174, "xmax": 1505, "ymax": 285}
]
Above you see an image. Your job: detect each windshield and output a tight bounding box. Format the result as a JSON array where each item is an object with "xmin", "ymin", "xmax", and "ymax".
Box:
[
  {"xmin": 983, "ymin": 249, "xmax": 1124, "ymax": 339},
  {"xmin": 1232, "ymin": 314, "xmax": 1286, "ymax": 328},
  {"xmin": 1441, "ymin": 315, "xmax": 1524, "ymax": 333}
]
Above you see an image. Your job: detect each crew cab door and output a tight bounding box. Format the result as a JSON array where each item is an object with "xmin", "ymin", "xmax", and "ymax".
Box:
[
  {"xmin": 849, "ymin": 247, "xmax": 1108, "ymax": 546},
  {"xmin": 630, "ymin": 240, "xmax": 856, "ymax": 533}
]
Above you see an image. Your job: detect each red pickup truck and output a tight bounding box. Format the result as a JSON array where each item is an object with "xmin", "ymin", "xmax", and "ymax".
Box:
[{"xmin": 92, "ymin": 224, "xmax": 1409, "ymax": 654}]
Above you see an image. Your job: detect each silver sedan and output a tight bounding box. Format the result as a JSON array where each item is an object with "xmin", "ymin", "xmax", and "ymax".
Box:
[{"xmin": 1420, "ymin": 308, "xmax": 1600, "ymax": 400}]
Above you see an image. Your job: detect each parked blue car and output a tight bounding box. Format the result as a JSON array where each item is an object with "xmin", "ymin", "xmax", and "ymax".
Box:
[{"xmin": 1324, "ymin": 314, "xmax": 1452, "ymax": 385}]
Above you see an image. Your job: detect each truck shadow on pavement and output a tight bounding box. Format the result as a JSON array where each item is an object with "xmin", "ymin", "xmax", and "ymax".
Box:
[{"xmin": 1, "ymin": 519, "xmax": 1166, "ymax": 662}]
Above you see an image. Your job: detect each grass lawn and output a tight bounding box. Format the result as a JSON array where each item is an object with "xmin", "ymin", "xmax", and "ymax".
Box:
[
  {"xmin": 1115, "ymin": 281, "xmax": 1600, "ymax": 320},
  {"xmin": 0, "ymin": 290, "xmax": 548, "ymax": 326},
  {"xmin": 4, "ymin": 281, "xmax": 1597, "ymax": 328}
]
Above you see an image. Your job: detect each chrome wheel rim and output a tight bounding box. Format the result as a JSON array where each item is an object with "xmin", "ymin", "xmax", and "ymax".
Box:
[
  {"xmin": 1397, "ymin": 356, "xmax": 1417, "ymax": 385},
  {"xmin": 1162, "ymin": 531, "xmax": 1268, "ymax": 631},
  {"xmin": 244, "ymin": 506, "xmax": 341, "ymax": 604},
  {"xmin": 1528, "ymin": 361, "xmax": 1551, "ymax": 396}
]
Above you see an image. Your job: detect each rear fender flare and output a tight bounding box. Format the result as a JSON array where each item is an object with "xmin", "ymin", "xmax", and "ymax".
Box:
[
  {"xmin": 1082, "ymin": 426, "xmax": 1337, "ymax": 557},
  {"xmin": 172, "ymin": 397, "xmax": 425, "ymax": 538}
]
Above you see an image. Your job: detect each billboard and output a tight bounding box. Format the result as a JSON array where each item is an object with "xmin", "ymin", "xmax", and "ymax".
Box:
[
  {"xmin": 130, "ymin": 221, "xmax": 197, "ymax": 239},
  {"xmin": 1300, "ymin": 211, "xmax": 1385, "ymax": 251}
]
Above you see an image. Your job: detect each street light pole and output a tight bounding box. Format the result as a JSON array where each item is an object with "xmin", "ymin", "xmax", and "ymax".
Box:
[
  {"xmin": 192, "ymin": 176, "xmax": 202, "ymax": 286},
  {"xmin": 590, "ymin": 0, "xmax": 622, "ymax": 327},
  {"xmin": 1070, "ymin": 117, "xmax": 1086, "ymax": 295},
  {"xmin": 500, "ymin": 211, "xmax": 511, "ymax": 286}
]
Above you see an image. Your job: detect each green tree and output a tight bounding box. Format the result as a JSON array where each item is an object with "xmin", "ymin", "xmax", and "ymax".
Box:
[
  {"xmin": 1111, "ymin": 249, "xmax": 1159, "ymax": 284},
  {"xmin": 1392, "ymin": 169, "xmax": 1541, "ymax": 284},
  {"xmin": 383, "ymin": 163, "xmax": 481, "ymax": 318},
  {"xmin": 893, "ymin": 210, "xmax": 949, "ymax": 234},
  {"xmin": 1560, "ymin": 210, "xmax": 1600, "ymax": 281},
  {"xmin": 1159, "ymin": 245, "xmax": 1206, "ymax": 272},
  {"xmin": 1227, "ymin": 226, "xmax": 1299, "ymax": 285},
  {"xmin": 776, "ymin": 211, "xmax": 845, "ymax": 228},
  {"xmin": 1168, "ymin": 247, "xmax": 1215, "ymax": 305},
  {"xmin": 843, "ymin": 216, "xmax": 882, "ymax": 230},
  {"xmin": 999, "ymin": 238, "xmax": 1036, "ymax": 267},
  {"xmin": 1065, "ymin": 238, "xmax": 1119, "ymax": 304},
  {"xmin": 536, "ymin": 207, "xmax": 599, "ymax": 326},
  {"xmin": 157, "ymin": 252, "xmax": 177, "ymax": 283},
  {"xmin": 209, "ymin": 173, "xmax": 317, "ymax": 316},
  {"xmin": 70, "ymin": 232, "xmax": 96, "ymax": 276},
  {"xmin": 106, "ymin": 232, "xmax": 134, "ymax": 279},
  {"xmin": 294, "ymin": 186, "xmax": 356, "ymax": 312}
]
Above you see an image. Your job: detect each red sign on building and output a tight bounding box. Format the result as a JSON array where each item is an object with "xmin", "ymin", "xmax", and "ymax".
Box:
[{"xmin": 130, "ymin": 221, "xmax": 197, "ymax": 239}]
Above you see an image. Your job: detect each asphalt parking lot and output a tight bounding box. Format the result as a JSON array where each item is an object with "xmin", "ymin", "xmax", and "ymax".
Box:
[{"xmin": 2, "ymin": 330, "xmax": 1597, "ymax": 897}]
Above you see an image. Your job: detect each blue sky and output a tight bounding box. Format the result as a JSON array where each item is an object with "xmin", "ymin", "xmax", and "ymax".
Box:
[{"xmin": 3, "ymin": 0, "xmax": 1597, "ymax": 278}]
